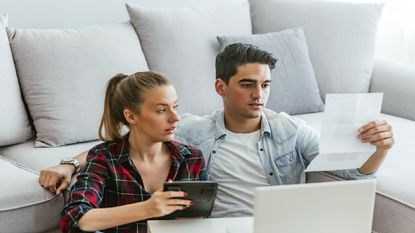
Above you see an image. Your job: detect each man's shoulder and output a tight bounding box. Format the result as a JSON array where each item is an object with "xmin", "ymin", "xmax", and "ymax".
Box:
[
  {"xmin": 263, "ymin": 109, "xmax": 305, "ymax": 127},
  {"xmin": 263, "ymin": 109, "xmax": 315, "ymax": 142},
  {"xmin": 176, "ymin": 111, "xmax": 221, "ymax": 144}
]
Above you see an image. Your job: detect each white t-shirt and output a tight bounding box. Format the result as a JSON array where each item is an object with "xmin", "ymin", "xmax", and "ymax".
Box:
[{"xmin": 210, "ymin": 129, "xmax": 269, "ymax": 217}]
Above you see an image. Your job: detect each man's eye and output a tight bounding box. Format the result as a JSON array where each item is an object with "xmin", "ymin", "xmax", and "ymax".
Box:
[
  {"xmin": 173, "ymin": 105, "xmax": 179, "ymax": 109},
  {"xmin": 241, "ymin": 83, "xmax": 252, "ymax": 88},
  {"xmin": 262, "ymin": 83, "xmax": 270, "ymax": 88}
]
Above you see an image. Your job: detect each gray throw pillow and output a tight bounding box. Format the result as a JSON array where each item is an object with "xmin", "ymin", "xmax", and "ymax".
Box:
[
  {"xmin": 0, "ymin": 14, "xmax": 33, "ymax": 146},
  {"xmin": 126, "ymin": 1, "xmax": 252, "ymax": 115},
  {"xmin": 217, "ymin": 28, "xmax": 324, "ymax": 115},
  {"xmin": 9, "ymin": 23, "xmax": 148, "ymax": 147}
]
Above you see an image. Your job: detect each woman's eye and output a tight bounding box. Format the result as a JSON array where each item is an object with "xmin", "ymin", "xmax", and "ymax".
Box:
[
  {"xmin": 157, "ymin": 108, "xmax": 166, "ymax": 113},
  {"xmin": 173, "ymin": 105, "xmax": 179, "ymax": 109}
]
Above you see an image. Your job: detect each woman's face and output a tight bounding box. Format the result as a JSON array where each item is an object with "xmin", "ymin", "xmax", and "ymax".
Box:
[{"xmin": 126, "ymin": 84, "xmax": 180, "ymax": 143}]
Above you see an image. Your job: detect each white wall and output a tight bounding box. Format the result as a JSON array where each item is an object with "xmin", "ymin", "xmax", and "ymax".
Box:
[{"xmin": 0, "ymin": 0, "xmax": 244, "ymax": 28}]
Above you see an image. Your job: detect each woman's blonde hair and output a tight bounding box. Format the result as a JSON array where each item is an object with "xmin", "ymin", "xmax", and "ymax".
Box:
[{"xmin": 98, "ymin": 71, "xmax": 171, "ymax": 141}]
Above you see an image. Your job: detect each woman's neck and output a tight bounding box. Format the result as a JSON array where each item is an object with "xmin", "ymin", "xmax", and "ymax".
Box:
[{"xmin": 128, "ymin": 132, "xmax": 166, "ymax": 162}]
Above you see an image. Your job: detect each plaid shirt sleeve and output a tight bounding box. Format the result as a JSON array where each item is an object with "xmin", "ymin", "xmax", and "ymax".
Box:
[{"xmin": 60, "ymin": 147, "xmax": 108, "ymax": 233}]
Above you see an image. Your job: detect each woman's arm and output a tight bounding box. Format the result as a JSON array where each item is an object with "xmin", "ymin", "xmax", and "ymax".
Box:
[
  {"xmin": 78, "ymin": 190, "xmax": 190, "ymax": 232},
  {"xmin": 39, "ymin": 150, "xmax": 88, "ymax": 194}
]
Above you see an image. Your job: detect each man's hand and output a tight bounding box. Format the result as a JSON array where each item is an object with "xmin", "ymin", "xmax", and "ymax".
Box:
[
  {"xmin": 358, "ymin": 119, "xmax": 394, "ymax": 151},
  {"xmin": 39, "ymin": 164, "xmax": 75, "ymax": 195}
]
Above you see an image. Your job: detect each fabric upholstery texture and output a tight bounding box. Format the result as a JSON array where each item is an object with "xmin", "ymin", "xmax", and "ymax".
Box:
[
  {"xmin": 8, "ymin": 22, "xmax": 148, "ymax": 147},
  {"xmin": 0, "ymin": 156, "xmax": 64, "ymax": 233},
  {"xmin": 217, "ymin": 28, "xmax": 324, "ymax": 115},
  {"xmin": 250, "ymin": 0, "xmax": 384, "ymax": 100},
  {"xmin": 126, "ymin": 1, "xmax": 252, "ymax": 115},
  {"xmin": 0, "ymin": 14, "xmax": 33, "ymax": 146}
]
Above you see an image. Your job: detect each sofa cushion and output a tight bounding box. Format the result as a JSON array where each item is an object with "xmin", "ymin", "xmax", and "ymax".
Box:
[
  {"xmin": 298, "ymin": 112, "xmax": 415, "ymax": 233},
  {"xmin": 0, "ymin": 14, "xmax": 33, "ymax": 146},
  {"xmin": 8, "ymin": 22, "xmax": 148, "ymax": 147},
  {"xmin": 126, "ymin": 1, "xmax": 252, "ymax": 115},
  {"xmin": 0, "ymin": 140, "xmax": 99, "ymax": 172},
  {"xmin": 250, "ymin": 0, "xmax": 384, "ymax": 100},
  {"xmin": 0, "ymin": 156, "xmax": 64, "ymax": 233},
  {"xmin": 217, "ymin": 28, "xmax": 324, "ymax": 115}
]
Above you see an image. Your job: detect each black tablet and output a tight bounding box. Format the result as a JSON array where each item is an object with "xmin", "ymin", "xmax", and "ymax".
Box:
[{"xmin": 161, "ymin": 181, "xmax": 218, "ymax": 219}]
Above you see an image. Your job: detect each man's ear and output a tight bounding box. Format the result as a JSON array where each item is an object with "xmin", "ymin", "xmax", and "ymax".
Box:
[
  {"xmin": 215, "ymin": 79, "xmax": 226, "ymax": 96},
  {"xmin": 123, "ymin": 109, "xmax": 136, "ymax": 125}
]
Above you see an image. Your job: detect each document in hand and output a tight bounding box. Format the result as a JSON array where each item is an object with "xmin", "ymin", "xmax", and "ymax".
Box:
[{"xmin": 305, "ymin": 93, "xmax": 383, "ymax": 172}]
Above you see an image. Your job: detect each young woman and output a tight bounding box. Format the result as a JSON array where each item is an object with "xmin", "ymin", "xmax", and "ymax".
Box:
[{"xmin": 60, "ymin": 71, "xmax": 207, "ymax": 233}]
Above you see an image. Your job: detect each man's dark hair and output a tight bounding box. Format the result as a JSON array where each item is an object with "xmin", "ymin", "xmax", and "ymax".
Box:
[{"xmin": 215, "ymin": 43, "xmax": 277, "ymax": 84}]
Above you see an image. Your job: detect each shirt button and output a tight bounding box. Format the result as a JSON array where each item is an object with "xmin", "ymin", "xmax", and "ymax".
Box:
[
  {"xmin": 269, "ymin": 172, "xmax": 274, "ymax": 176},
  {"xmin": 260, "ymin": 148, "xmax": 264, "ymax": 151},
  {"xmin": 212, "ymin": 150, "xmax": 216, "ymax": 153},
  {"xmin": 289, "ymin": 157, "xmax": 293, "ymax": 162}
]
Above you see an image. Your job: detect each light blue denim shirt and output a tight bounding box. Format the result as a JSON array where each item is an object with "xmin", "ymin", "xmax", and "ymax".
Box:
[{"xmin": 175, "ymin": 109, "xmax": 374, "ymax": 185}]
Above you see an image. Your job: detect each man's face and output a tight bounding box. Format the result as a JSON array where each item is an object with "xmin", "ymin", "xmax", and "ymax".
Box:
[{"xmin": 216, "ymin": 63, "xmax": 271, "ymax": 119}]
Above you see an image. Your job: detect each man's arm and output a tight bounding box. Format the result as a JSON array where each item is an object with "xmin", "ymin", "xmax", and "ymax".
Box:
[
  {"xmin": 356, "ymin": 120, "xmax": 394, "ymax": 175},
  {"xmin": 38, "ymin": 150, "xmax": 88, "ymax": 194}
]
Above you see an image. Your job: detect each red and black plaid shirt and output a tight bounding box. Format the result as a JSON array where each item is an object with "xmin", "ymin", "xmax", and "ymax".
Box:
[{"xmin": 60, "ymin": 135, "xmax": 207, "ymax": 233}]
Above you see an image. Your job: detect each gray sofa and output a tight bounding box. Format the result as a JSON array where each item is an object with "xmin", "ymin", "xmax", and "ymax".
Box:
[{"xmin": 1, "ymin": 0, "xmax": 414, "ymax": 233}]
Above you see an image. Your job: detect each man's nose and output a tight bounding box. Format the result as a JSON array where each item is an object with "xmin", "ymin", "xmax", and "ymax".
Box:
[{"xmin": 252, "ymin": 85, "xmax": 263, "ymax": 99}]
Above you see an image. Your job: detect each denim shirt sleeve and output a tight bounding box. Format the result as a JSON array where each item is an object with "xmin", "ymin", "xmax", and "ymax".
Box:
[
  {"xmin": 296, "ymin": 123, "xmax": 320, "ymax": 165},
  {"xmin": 297, "ymin": 123, "xmax": 376, "ymax": 180}
]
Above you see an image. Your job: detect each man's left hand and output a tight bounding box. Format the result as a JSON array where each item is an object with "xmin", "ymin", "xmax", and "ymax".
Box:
[{"xmin": 358, "ymin": 120, "xmax": 394, "ymax": 151}]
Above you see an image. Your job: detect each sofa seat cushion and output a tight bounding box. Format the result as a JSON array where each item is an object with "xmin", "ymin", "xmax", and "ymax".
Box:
[
  {"xmin": 0, "ymin": 156, "xmax": 64, "ymax": 233},
  {"xmin": 0, "ymin": 15, "xmax": 33, "ymax": 146},
  {"xmin": 0, "ymin": 140, "xmax": 99, "ymax": 172},
  {"xmin": 250, "ymin": 0, "xmax": 384, "ymax": 100},
  {"xmin": 126, "ymin": 1, "xmax": 252, "ymax": 115},
  {"xmin": 8, "ymin": 22, "xmax": 148, "ymax": 147},
  {"xmin": 297, "ymin": 112, "xmax": 415, "ymax": 233}
]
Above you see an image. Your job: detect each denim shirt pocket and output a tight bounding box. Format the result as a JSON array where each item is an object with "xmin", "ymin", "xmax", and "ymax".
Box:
[{"xmin": 273, "ymin": 151, "xmax": 298, "ymax": 176}]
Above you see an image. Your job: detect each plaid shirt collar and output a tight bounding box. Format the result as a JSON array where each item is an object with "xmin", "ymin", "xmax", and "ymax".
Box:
[{"xmin": 116, "ymin": 134, "xmax": 192, "ymax": 179}]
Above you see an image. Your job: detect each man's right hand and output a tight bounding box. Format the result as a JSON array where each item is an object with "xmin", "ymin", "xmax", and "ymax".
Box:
[{"xmin": 39, "ymin": 164, "xmax": 75, "ymax": 195}]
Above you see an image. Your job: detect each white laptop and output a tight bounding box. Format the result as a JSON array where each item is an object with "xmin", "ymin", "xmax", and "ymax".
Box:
[{"xmin": 227, "ymin": 179, "xmax": 376, "ymax": 233}]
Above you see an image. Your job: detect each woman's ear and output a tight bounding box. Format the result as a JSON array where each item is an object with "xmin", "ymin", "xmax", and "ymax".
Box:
[
  {"xmin": 123, "ymin": 109, "xmax": 136, "ymax": 125},
  {"xmin": 215, "ymin": 79, "xmax": 226, "ymax": 96}
]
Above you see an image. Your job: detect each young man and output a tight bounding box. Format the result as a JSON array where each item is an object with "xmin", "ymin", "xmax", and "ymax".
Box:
[{"xmin": 39, "ymin": 43, "xmax": 394, "ymax": 217}]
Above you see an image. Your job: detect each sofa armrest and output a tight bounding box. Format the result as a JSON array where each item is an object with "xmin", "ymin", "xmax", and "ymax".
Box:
[{"xmin": 370, "ymin": 59, "xmax": 415, "ymax": 121}]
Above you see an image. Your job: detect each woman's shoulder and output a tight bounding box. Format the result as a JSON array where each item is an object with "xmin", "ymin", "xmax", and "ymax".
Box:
[
  {"xmin": 87, "ymin": 139, "xmax": 125, "ymax": 160},
  {"xmin": 167, "ymin": 140, "xmax": 203, "ymax": 159}
]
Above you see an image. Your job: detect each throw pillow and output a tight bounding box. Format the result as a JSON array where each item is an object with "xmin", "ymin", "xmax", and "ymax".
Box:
[
  {"xmin": 0, "ymin": 14, "xmax": 33, "ymax": 146},
  {"xmin": 250, "ymin": 0, "xmax": 384, "ymax": 100},
  {"xmin": 9, "ymin": 22, "xmax": 148, "ymax": 147},
  {"xmin": 126, "ymin": 1, "xmax": 252, "ymax": 115},
  {"xmin": 217, "ymin": 28, "xmax": 324, "ymax": 115}
]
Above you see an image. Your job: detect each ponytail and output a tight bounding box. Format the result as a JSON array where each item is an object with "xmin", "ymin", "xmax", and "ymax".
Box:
[{"xmin": 99, "ymin": 73, "xmax": 127, "ymax": 141}]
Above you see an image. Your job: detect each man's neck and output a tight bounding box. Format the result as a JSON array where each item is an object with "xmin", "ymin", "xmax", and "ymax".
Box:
[{"xmin": 223, "ymin": 110, "xmax": 262, "ymax": 133}]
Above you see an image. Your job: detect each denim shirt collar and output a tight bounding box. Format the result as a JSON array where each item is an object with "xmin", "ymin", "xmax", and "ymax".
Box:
[{"xmin": 213, "ymin": 110, "xmax": 271, "ymax": 139}]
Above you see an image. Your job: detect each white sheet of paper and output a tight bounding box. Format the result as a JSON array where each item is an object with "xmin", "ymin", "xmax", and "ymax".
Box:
[{"xmin": 305, "ymin": 93, "xmax": 383, "ymax": 172}]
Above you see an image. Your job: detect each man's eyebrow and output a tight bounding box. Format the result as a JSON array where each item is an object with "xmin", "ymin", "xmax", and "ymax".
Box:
[
  {"xmin": 238, "ymin": 79, "xmax": 272, "ymax": 83},
  {"xmin": 238, "ymin": 79, "xmax": 257, "ymax": 83}
]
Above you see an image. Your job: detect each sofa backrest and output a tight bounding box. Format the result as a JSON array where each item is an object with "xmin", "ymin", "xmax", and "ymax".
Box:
[
  {"xmin": 0, "ymin": 0, "xmax": 383, "ymax": 147},
  {"xmin": 1, "ymin": 0, "xmax": 244, "ymax": 28},
  {"xmin": 0, "ymin": 16, "xmax": 33, "ymax": 146}
]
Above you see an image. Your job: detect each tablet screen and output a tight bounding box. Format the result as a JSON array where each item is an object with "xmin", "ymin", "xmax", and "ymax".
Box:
[{"xmin": 160, "ymin": 181, "xmax": 218, "ymax": 219}]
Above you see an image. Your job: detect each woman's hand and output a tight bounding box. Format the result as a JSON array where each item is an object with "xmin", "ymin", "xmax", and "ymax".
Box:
[
  {"xmin": 39, "ymin": 164, "xmax": 75, "ymax": 194},
  {"xmin": 145, "ymin": 189, "xmax": 192, "ymax": 218}
]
